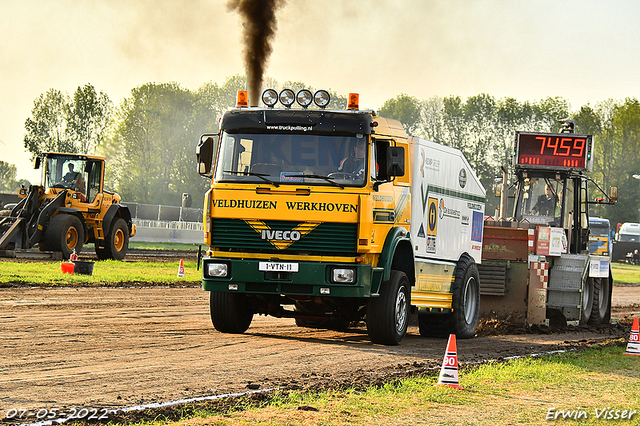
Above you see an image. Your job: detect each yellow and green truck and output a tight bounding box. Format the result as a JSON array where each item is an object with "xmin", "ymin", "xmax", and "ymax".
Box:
[{"xmin": 196, "ymin": 89, "xmax": 485, "ymax": 345}]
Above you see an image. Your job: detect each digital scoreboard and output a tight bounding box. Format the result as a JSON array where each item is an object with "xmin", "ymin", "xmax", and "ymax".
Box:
[{"xmin": 514, "ymin": 131, "xmax": 593, "ymax": 172}]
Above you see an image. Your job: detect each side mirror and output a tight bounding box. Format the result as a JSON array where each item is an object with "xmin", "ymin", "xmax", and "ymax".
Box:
[
  {"xmin": 386, "ymin": 146, "xmax": 405, "ymax": 177},
  {"xmin": 34, "ymin": 157, "xmax": 41, "ymax": 170},
  {"xmin": 196, "ymin": 134, "xmax": 217, "ymax": 175},
  {"xmin": 609, "ymin": 186, "xmax": 618, "ymax": 203}
]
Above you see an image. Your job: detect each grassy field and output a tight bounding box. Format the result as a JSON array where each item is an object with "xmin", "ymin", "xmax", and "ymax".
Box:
[
  {"xmin": 2, "ymin": 256, "xmax": 637, "ymax": 287},
  {"xmin": 611, "ymin": 262, "xmax": 640, "ymax": 285},
  {"xmin": 110, "ymin": 345, "xmax": 639, "ymax": 426},
  {"xmin": 0, "ymin": 259, "xmax": 200, "ymax": 286}
]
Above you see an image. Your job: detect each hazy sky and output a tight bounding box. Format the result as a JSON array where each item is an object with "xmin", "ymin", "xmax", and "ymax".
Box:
[{"xmin": 2, "ymin": 0, "xmax": 640, "ymax": 182}]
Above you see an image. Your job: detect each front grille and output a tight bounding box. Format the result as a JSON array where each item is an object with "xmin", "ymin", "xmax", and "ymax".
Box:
[{"xmin": 211, "ymin": 218, "xmax": 357, "ymax": 254}]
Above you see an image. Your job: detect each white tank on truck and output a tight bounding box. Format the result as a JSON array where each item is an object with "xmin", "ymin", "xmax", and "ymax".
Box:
[{"xmin": 196, "ymin": 89, "xmax": 485, "ymax": 345}]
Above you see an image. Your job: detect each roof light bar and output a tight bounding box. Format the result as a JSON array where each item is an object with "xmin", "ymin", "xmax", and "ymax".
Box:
[{"xmin": 260, "ymin": 88, "xmax": 332, "ymax": 109}]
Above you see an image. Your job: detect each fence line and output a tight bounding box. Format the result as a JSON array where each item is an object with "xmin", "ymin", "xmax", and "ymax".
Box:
[{"xmin": 122, "ymin": 202, "xmax": 203, "ymax": 223}]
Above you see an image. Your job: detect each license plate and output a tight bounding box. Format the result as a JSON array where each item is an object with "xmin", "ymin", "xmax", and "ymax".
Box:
[{"xmin": 258, "ymin": 262, "xmax": 299, "ymax": 272}]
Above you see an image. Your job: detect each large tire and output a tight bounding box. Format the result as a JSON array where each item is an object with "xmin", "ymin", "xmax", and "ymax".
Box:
[
  {"xmin": 418, "ymin": 254, "xmax": 480, "ymax": 339},
  {"xmin": 451, "ymin": 255, "xmax": 481, "ymax": 338},
  {"xmin": 366, "ymin": 270, "xmax": 410, "ymax": 345},
  {"xmin": 97, "ymin": 218, "xmax": 129, "ymax": 260},
  {"xmin": 580, "ymin": 277, "xmax": 594, "ymax": 325},
  {"xmin": 588, "ymin": 277, "xmax": 611, "ymax": 325},
  {"xmin": 43, "ymin": 214, "xmax": 84, "ymax": 259},
  {"xmin": 209, "ymin": 291, "xmax": 253, "ymax": 334}
]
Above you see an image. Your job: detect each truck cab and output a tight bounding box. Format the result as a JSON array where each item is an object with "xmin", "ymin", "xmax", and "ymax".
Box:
[{"xmin": 197, "ymin": 89, "xmax": 486, "ymax": 345}]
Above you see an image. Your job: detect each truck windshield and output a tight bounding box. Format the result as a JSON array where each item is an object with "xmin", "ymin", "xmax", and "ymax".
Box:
[{"xmin": 215, "ymin": 132, "xmax": 367, "ymax": 187}]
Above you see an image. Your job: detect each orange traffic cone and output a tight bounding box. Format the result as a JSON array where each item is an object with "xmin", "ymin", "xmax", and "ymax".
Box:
[
  {"xmin": 177, "ymin": 259, "xmax": 185, "ymax": 278},
  {"xmin": 436, "ymin": 334, "xmax": 462, "ymax": 389},
  {"xmin": 624, "ymin": 317, "xmax": 640, "ymax": 356}
]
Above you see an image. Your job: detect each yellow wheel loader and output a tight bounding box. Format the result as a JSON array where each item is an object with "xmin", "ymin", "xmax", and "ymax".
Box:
[{"xmin": 0, "ymin": 152, "xmax": 135, "ymax": 260}]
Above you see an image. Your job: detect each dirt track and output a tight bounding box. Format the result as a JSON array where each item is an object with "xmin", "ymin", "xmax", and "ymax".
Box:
[{"xmin": 1, "ymin": 283, "xmax": 638, "ymax": 420}]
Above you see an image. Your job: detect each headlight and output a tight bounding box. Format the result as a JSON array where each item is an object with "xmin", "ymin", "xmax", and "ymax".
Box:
[
  {"xmin": 206, "ymin": 262, "xmax": 229, "ymax": 278},
  {"xmin": 314, "ymin": 90, "xmax": 331, "ymax": 108},
  {"xmin": 331, "ymin": 267, "xmax": 356, "ymax": 283},
  {"xmin": 296, "ymin": 89, "xmax": 313, "ymax": 108},
  {"xmin": 262, "ymin": 89, "xmax": 278, "ymax": 107},
  {"xmin": 279, "ymin": 89, "xmax": 295, "ymax": 108}
]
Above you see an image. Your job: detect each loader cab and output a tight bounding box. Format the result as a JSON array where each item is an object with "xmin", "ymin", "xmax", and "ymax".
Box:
[{"xmin": 41, "ymin": 153, "xmax": 104, "ymax": 203}]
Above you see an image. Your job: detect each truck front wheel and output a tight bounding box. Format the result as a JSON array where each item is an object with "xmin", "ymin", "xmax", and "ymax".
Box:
[
  {"xmin": 210, "ymin": 291, "xmax": 253, "ymax": 334},
  {"xmin": 366, "ymin": 270, "xmax": 410, "ymax": 345}
]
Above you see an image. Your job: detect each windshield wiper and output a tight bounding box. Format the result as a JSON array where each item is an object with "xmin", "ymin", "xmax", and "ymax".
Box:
[
  {"xmin": 287, "ymin": 174, "xmax": 345, "ymax": 189},
  {"xmin": 224, "ymin": 170, "xmax": 279, "ymax": 187}
]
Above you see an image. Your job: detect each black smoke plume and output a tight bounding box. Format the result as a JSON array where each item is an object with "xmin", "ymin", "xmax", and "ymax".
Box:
[{"xmin": 227, "ymin": 0, "xmax": 286, "ymax": 106}]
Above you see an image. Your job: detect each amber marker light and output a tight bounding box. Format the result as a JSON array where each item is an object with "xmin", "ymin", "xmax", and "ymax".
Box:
[
  {"xmin": 236, "ymin": 90, "xmax": 249, "ymax": 107},
  {"xmin": 347, "ymin": 93, "xmax": 359, "ymax": 110}
]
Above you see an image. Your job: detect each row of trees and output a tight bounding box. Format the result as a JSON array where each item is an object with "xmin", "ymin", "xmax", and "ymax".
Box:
[
  {"xmin": 16, "ymin": 75, "xmax": 640, "ymax": 226},
  {"xmin": 0, "ymin": 160, "xmax": 29, "ymax": 192}
]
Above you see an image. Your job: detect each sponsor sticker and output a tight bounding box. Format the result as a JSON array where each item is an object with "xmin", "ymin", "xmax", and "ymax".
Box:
[{"xmin": 472, "ymin": 211, "xmax": 483, "ymax": 242}]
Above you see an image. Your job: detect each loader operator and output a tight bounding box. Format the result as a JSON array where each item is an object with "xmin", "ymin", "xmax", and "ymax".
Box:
[
  {"xmin": 63, "ymin": 163, "xmax": 79, "ymax": 186},
  {"xmin": 62, "ymin": 163, "xmax": 86, "ymax": 199}
]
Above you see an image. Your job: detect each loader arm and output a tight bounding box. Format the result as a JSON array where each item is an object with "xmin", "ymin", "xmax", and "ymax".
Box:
[{"xmin": 27, "ymin": 191, "xmax": 67, "ymax": 246}]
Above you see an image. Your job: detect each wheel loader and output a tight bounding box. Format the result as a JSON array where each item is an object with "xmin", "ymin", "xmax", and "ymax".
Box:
[{"xmin": 0, "ymin": 152, "xmax": 135, "ymax": 260}]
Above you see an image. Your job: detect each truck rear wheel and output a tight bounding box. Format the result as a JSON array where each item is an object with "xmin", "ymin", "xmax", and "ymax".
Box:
[
  {"xmin": 96, "ymin": 218, "xmax": 129, "ymax": 260},
  {"xmin": 44, "ymin": 214, "xmax": 84, "ymax": 259},
  {"xmin": 366, "ymin": 270, "xmax": 410, "ymax": 345},
  {"xmin": 210, "ymin": 291, "xmax": 253, "ymax": 334},
  {"xmin": 418, "ymin": 254, "xmax": 479, "ymax": 339},
  {"xmin": 451, "ymin": 255, "xmax": 480, "ymax": 338},
  {"xmin": 588, "ymin": 277, "xmax": 611, "ymax": 324}
]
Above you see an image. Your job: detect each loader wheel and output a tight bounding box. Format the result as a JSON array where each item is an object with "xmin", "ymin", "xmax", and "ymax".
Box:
[
  {"xmin": 44, "ymin": 214, "xmax": 84, "ymax": 259},
  {"xmin": 588, "ymin": 277, "xmax": 611, "ymax": 325},
  {"xmin": 366, "ymin": 270, "xmax": 410, "ymax": 345},
  {"xmin": 96, "ymin": 218, "xmax": 129, "ymax": 261},
  {"xmin": 210, "ymin": 291, "xmax": 253, "ymax": 334},
  {"xmin": 580, "ymin": 277, "xmax": 594, "ymax": 325},
  {"xmin": 419, "ymin": 254, "xmax": 480, "ymax": 339}
]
